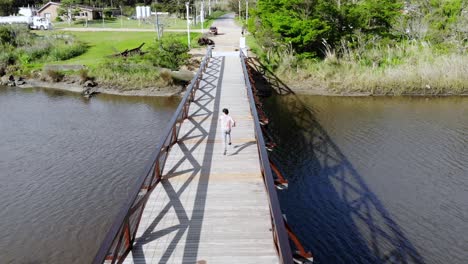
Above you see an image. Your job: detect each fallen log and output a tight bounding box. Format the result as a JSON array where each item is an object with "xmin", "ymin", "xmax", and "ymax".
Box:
[
  {"xmin": 198, "ymin": 37, "xmax": 215, "ymax": 46},
  {"xmin": 112, "ymin": 43, "xmax": 146, "ymax": 57}
]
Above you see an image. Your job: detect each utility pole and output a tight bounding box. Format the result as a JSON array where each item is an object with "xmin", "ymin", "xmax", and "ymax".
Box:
[
  {"xmin": 239, "ymin": 0, "xmax": 241, "ymax": 21},
  {"xmin": 201, "ymin": 1, "xmax": 205, "ymax": 34},
  {"xmin": 245, "ymin": 0, "xmax": 248, "ymax": 21},
  {"xmin": 155, "ymin": 8, "xmax": 160, "ymax": 40},
  {"xmin": 67, "ymin": 8, "xmax": 71, "ymax": 26},
  {"xmin": 195, "ymin": 4, "xmax": 197, "ymax": 26},
  {"xmin": 186, "ymin": 2, "xmax": 190, "ymax": 48},
  {"xmin": 120, "ymin": 5, "xmax": 123, "ymax": 27}
]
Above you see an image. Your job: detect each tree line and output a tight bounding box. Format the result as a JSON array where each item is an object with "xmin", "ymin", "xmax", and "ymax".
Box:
[{"xmin": 248, "ymin": 0, "xmax": 467, "ymax": 58}]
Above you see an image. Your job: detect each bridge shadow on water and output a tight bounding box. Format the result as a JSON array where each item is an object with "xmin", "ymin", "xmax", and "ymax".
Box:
[
  {"xmin": 129, "ymin": 56, "xmax": 224, "ymax": 264},
  {"xmin": 260, "ymin": 90, "xmax": 425, "ymax": 263}
]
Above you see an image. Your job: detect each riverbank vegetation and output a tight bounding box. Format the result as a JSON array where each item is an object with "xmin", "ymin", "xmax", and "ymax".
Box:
[
  {"xmin": 0, "ymin": 25, "xmax": 200, "ymax": 91},
  {"xmin": 0, "ymin": 25, "xmax": 87, "ymax": 75},
  {"xmin": 245, "ymin": 0, "xmax": 467, "ymax": 95},
  {"xmin": 91, "ymin": 35, "xmax": 193, "ymax": 90},
  {"xmin": 1, "ymin": 0, "xmax": 227, "ymax": 94}
]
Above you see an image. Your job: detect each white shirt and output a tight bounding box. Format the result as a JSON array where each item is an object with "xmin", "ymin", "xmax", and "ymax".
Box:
[{"xmin": 219, "ymin": 114, "xmax": 235, "ymax": 131}]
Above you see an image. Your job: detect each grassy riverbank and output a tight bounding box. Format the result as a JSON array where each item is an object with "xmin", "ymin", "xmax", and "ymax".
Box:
[
  {"xmin": 246, "ymin": 0, "xmax": 467, "ymax": 96},
  {"xmin": 247, "ymin": 35, "xmax": 468, "ymax": 96},
  {"xmin": 70, "ymin": 31, "xmax": 201, "ymax": 91},
  {"xmin": 1, "ymin": 25, "xmax": 203, "ymax": 94}
]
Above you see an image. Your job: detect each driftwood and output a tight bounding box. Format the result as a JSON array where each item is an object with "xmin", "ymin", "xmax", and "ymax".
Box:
[
  {"xmin": 112, "ymin": 43, "xmax": 146, "ymax": 57},
  {"xmin": 82, "ymin": 85, "xmax": 99, "ymax": 99},
  {"xmin": 198, "ymin": 37, "xmax": 215, "ymax": 46}
]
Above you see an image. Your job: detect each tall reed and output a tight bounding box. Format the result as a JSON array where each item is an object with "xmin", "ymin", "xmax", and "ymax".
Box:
[{"xmin": 276, "ymin": 40, "xmax": 468, "ymax": 95}]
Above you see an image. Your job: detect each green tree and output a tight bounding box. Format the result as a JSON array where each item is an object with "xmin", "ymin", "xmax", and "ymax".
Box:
[
  {"xmin": 251, "ymin": 0, "xmax": 341, "ymax": 57},
  {"xmin": 398, "ymin": 0, "xmax": 465, "ymax": 45},
  {"xmin": 250, "ymin": 0, "xmax": 405, "ymax": 58},
  {"xmin": 0, "ymin": 0, "xmax": 15, "ymax": 16},
  {"xmin": 344, "ymin": 0, "xmax": 403, "ymax": 36}
]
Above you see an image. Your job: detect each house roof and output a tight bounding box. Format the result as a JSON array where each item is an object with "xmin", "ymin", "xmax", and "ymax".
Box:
[
  {"xmin": 37, "ymin": 1, "xmax": 60, "ymax": 13},
  {"xmin": 38, "ymin": 1, "xmax": 104, "ymax": 13},
  {"xmin": 75, "ymin": 5, "xmax": 103, "ymax": 12}
]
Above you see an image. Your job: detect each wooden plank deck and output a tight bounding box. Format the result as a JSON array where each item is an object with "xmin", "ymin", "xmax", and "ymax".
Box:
[{"xmin": 123, "ymin": 54, "xmax": 279, "ymax": 264}]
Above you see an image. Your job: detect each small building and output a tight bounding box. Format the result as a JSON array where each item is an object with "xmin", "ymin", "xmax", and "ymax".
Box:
[
  {"xmin": 37, "ymin": 1, "xmax": 104, "ymax": 21},
  {"xmin": 73, "ymin": 5, "xmax": 103, "ymax": 21},
  {"xmin": 37, "ymin": 2, "xmax": 60, "ymax": 21}
]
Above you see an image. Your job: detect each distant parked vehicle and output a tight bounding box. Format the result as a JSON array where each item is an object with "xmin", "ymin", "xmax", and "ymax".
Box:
[
  {"xmin": 0, "ymin": 16, "xmax": 51, "ymax": 30},
  {"xmin": 209, "ymin": 26, "xmax": 218, "ymax": 35}
]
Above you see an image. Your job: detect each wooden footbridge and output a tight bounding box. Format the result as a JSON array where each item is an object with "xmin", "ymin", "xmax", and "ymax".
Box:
[{"xmin": 92, "ymin": 47, "xmax": 312, "ymax": 264}]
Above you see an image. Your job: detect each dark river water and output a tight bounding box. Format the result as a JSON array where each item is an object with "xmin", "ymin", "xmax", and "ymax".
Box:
[
  {"xmin": 263, "ymin": 95, "xmax": 467, "ymax": 264},
  {"xmin": 0, "ymin": 87, "xmax": 179, "ymax": 264},
  {"xmin": 1, "ymin": 86, "xmax": 467, "ymax": 264}
]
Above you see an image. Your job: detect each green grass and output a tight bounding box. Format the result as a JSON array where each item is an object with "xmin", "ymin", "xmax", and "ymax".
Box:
[
  {"xmin": 35, "ymin": 31, "xmax": 200, "ymax": 67},
  {"xmin": 52, "ymin": 14, "xmax": 224, "ymax": 30},
  {"xmin": 58, "ymin": 31, "xmax": 157, "ymax": 65},
  {"xmin": 31, "ymin": 30, "xmax": 200, "ymax": 90},
  {"xmin": 246, "ymin": 35, "xmax": 262, "ymax": 57},
  {"xmin": 54, "ymin": 18, "xmax": 159, "ymax": 29}
]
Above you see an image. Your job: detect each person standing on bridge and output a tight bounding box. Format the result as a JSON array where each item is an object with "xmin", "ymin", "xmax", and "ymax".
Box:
[{"xmin": 219, "ymin": 108, "xmax": 236, "ymax": 155}]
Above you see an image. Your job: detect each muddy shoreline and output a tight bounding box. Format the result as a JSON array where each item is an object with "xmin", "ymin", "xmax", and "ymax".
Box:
[
  {"xmin": 15, "ymin": 78, "xmax": 185, "ymax": 97},
  {"xmin": 8, "ymin": 77, "xmax": 467, "ymax": 98},
  {"xmin": 287, "ymin": 85, "xmax": 468, "ymax": 97}
]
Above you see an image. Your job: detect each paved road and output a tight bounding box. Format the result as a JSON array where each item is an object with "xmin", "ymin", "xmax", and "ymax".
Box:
[
  {"xmin": 210, "ymin": 13, "xmax": 243, "ymax": 53},
  {"xmin": 57, "ymin": 27, "xmax": 204, "ymax": 33}
]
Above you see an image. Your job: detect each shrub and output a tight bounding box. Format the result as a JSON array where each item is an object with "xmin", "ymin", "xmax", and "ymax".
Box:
[
  {"xmin": 0, "ymin": 45, "xmax": 17, "ymax": 67},
  {"xmin": 93, "ymin": 58, "xmax": 162, "ymax": 89},
  {"xmin": 11, "ymin": 26, "xmax": 33, "ymax": 46},
  {"xmin": 49, "ymin": 41, "xmax": 87, "ymax": 61},
  {"xmin": 146, "ymin": 38, "xmax": 190, "ymax": 70},
  {"xmin": 0, "ymin": 26, "xmax": 14, "ymax": 45},
  {"xmin": 103, "ymin": 8, "xmax": 113, "ymax": 18},
  {"xmin": 17, "ymin": 40, "xmax": 53, "ymax": 62}
]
